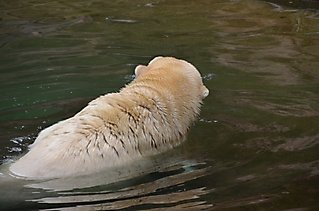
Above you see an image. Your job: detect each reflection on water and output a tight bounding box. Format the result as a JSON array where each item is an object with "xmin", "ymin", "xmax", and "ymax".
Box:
[
  {"xmin": 32, "ymin": 161, "xmax": 211, "ymax": 210},
  {"xmin": 1, "ymin": 0, "xmax": 319, "ymax": 210},
  {"xmin": 0, "ymin": 154, "xmax": 213, "ymax": 210}
]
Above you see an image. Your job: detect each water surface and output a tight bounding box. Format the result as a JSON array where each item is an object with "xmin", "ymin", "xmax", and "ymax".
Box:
[{"xmin": 0, "ymin": 0, "xmax": 318, "ymax": 210}]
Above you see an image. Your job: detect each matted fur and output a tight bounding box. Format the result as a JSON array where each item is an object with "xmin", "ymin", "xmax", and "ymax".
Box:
[{"xmin": 10, "ymin": 56, "xmax": 209, "ymax": 179}]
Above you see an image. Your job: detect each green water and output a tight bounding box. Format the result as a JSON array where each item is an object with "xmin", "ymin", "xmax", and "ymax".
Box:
[{"xmin": 1, "ymin": 0, "xmax": 318, "ymax": 210}]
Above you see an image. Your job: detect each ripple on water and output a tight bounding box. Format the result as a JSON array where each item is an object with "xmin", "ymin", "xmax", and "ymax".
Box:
[
  {"xmin": 105, "ymin": 17, "xmax": 138, "ymax": 24},
  {"xmin": 26, "ymin": 157, "xmax": 213, "ymax": 210}
]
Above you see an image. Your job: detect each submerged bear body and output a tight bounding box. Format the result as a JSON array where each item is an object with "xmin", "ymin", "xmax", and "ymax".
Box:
[{"xmin": 10, "ymin": 56, "xmax": 209, "ymax": 179}]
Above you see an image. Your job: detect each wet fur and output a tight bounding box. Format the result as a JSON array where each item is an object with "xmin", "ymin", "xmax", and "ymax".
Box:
[{"xmin": 10, "ymin": 56, "xmax": 209, "ymax": 179}]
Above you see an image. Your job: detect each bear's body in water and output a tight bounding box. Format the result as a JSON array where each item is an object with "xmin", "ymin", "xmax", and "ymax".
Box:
[{"xmin": 10, "ymin": 56, "xmax": 209, "ymax": 179}]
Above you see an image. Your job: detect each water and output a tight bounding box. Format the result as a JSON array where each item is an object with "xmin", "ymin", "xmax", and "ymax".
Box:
[{"xmin": 0, "ymin": 0, "xmax": 318, "ymax": 210}]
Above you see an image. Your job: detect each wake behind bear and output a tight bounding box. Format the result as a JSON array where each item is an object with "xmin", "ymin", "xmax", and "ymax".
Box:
[{"xmin": 10, "ymin": 56, "xmax": 209, "ymax": 179}]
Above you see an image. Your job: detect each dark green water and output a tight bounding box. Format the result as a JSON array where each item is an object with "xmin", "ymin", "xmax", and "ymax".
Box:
[{"xmin": 1, "ymin": 0, "xmax": 318, "ymax": 210}]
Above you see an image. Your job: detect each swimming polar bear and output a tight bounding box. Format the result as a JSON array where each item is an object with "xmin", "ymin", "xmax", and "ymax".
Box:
[{"xmin": 10, "ymin": 56, "xmax": 209, "ymax": 179}]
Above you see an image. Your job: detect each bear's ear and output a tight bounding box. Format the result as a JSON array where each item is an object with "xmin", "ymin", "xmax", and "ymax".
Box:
[
  {"xmin": 202, "ymin": 86, "xmax": 209, "ymax": 99},
  {"xmin": 135, "ymin": 65, "xmax": 147, "ymax": 78}
]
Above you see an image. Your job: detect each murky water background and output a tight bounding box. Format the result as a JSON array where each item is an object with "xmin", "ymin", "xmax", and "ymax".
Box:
[{"xmin": 1, "ymin": 0, "xmax": 318, "ymax": 210}]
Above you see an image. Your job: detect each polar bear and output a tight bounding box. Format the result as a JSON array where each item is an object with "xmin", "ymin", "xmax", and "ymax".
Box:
[{"xmin": 10, "ymin": 56, "xmax": 209, "ymax": 179}]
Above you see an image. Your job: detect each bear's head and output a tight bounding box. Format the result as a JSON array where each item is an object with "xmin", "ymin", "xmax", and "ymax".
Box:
[{"xmin": 134, "ymin": 56, "xmax": 209, "ymax": 100}]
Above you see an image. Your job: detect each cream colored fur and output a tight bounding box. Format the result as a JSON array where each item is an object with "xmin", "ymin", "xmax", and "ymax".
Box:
[{"xmin": 10, "ymin": 56, "xmax": 209, "ymax": 179}]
